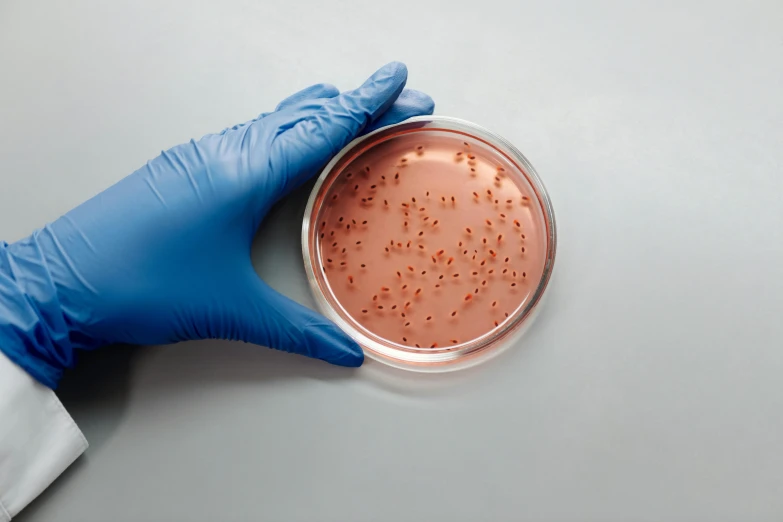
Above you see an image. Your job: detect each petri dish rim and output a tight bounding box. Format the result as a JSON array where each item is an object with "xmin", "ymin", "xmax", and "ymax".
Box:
[{"xmin": 302, "ymin": 116, "xmax": 557, "ymax": 372}]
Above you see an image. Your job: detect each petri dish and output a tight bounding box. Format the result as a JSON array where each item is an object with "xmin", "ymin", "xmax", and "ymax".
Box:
[{"xmin": 302, "ymin": 116, "xmax": 556, "ymax": 372}]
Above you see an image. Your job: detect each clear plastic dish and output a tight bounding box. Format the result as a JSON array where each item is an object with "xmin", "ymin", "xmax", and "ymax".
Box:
[{"xmin": 302, "ymin": 116, "xmax": 556, "ymax": 372}]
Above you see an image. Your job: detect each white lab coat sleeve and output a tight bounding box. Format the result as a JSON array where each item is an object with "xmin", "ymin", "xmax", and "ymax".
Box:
[{"xmin": 0, "ymin": 350, "xmax": 87, "ymax": 521}]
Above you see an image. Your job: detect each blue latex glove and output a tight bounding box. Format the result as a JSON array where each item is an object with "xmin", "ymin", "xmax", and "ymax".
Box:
[{"xmin": 0, "ymin": 62, "xmax": 434, "ymax": 388}]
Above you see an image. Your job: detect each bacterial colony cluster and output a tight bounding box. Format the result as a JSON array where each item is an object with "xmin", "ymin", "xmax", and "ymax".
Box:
[{"xmin": 315, "ymin": 132, "xmax": 546, "ymax": 350}]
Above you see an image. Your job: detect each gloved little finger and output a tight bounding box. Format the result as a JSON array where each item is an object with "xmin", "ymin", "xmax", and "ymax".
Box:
[
  {"xmin": 216, "ymin": 84, "xmax": 340, "ymax": 137},
  {"xmin": 276, "ymin": 83, "xmax": 341, "ymax": 111}
]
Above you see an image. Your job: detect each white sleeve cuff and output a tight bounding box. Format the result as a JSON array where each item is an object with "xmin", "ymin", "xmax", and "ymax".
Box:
[{"xmin": 0, "ymin": 350, "xmax": 88, "ymax": 520}]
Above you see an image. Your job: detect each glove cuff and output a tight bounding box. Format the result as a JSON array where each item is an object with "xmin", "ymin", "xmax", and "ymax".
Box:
[{"xmin": 0, "ymin": 235, "xmax": 75, "ymax": 389}]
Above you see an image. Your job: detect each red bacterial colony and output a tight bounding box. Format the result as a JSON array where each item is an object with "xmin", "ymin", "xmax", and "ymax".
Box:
[{"xmin": 314, "ymin": 132, "xmax": 546, "ymax": 349}]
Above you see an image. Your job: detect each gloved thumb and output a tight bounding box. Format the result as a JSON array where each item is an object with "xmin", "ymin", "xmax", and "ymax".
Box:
[{"xmin": 225, "ymin": 274, "xmax": 364, "ymax": 367}]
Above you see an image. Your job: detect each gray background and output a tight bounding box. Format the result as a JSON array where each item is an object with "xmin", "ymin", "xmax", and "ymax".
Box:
[{"xmin": 2, "ymin": 1, "xmax": 782, "ymax": 521}]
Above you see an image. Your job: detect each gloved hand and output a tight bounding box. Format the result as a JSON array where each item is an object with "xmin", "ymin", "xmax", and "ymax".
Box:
[{"xmin": 0, "ymin": 62, "xmax": 434, "ymax": 388}]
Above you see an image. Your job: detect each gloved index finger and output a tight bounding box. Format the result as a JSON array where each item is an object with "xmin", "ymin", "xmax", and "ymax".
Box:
[{"xmin": 364, "ymin": 89, "xmax": 435, "ymax": 134}]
